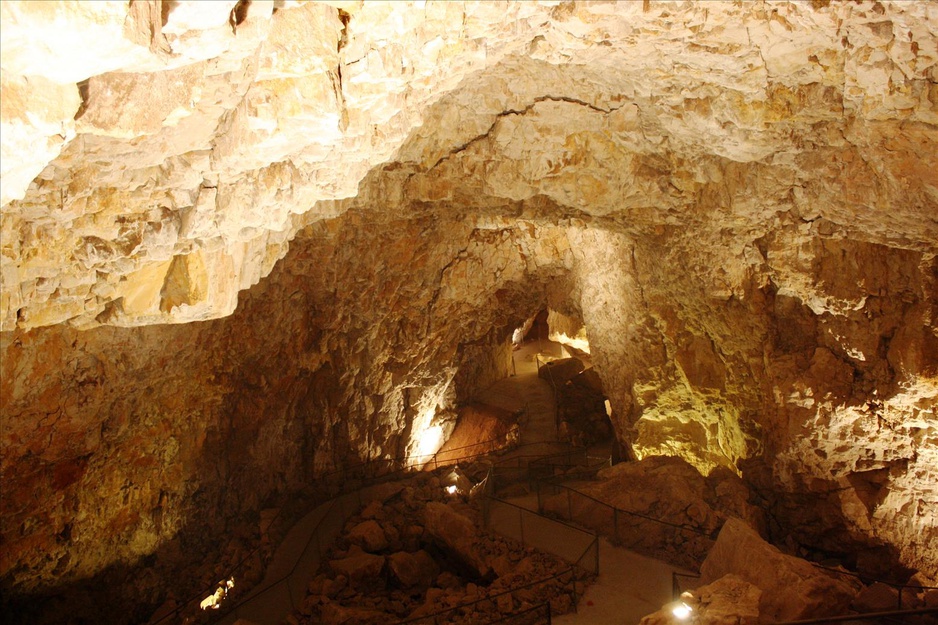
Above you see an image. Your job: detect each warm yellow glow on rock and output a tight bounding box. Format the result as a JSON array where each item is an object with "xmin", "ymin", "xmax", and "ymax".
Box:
[
  {"xmin": 548, "ymin": 330, "xmax": 591, "ymax": 355},
  {"xmin": 413, "ymin": 421, "xmax": 443, "ymax": 466}
]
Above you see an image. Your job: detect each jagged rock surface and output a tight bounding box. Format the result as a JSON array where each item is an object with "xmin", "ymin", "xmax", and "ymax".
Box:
[
  {"xmin": 700, "ymin": 518, "xmax": 862, "ymax": 621},
  {"xmin": 542, "ymin": 455, "xmax": 765, "ymax": 569},
  {"xmin": 1, "ymin": 1, "xmax": 937, "ymax": 622}
]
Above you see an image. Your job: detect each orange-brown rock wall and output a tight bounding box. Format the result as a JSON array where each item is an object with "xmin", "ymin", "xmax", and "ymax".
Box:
[{"xmin": 0, "ymin": 211, "xmax": 573, "ymax": 621}]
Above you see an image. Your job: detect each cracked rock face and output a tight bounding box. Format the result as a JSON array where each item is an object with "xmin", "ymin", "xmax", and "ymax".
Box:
[{"xmin": 1, "ymin": 0, "xmax": 937, "ymax": 621}]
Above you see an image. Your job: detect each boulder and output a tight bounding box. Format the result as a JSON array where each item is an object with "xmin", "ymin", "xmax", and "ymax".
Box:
[
  {"xmin": 329, "ymin": 545, "xmax": 385, "ymax": 589},
  {"xmin": 852, "ymin": 581, "xmax": 900, "ymax": 612},
  {"xmin": 639, "ymin": 574, "xmax": 761, "ymax": 625},
  {"xmin": 360, "ymin": 500, "xmax": 384, "ymax": 520},
  {"xmin": 347, "ymin": 519, "xmax": 388, "ymax": 552},
  {"xmin": 701, "ymin": 518, "xmax": 861, "ymax": 621},
  {"xmin": 319, "ymin": 602, "xmax": 389, "ymax": 625},
  {"xmin": 387, "ymin": 550, "xmax": 439, "ymax": 588},
  {"xmin": 423, "ymin": 502, "xmax": 491, "ymax": 578},
  {"xmin": 538, "ymin": 357, "xmax": 584, "ymax": 385}
]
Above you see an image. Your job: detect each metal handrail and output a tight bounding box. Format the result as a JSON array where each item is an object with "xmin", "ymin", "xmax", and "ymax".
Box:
[
  {"xmin": 771, "ymin": 607, "xmax": 938, "ymax": 624},
  {"xmin": 537, "ymin": 478, "xmax": 717, "ymax": 539},
  {"xmin": 389, "ymin": 466, "xmax": 594, "ymax": 624},
  {"xmin": 195, "ymin": 440, "xmax": 603, "ymax": 625},
  {"xmin": 152, "ymin": 436, "xmax": 519, "ymax": 625}
]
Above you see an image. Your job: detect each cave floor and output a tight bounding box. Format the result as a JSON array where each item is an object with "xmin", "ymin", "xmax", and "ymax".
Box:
[
  {"xmin": 226, "ymin": 338, "xmax": 683, "ymax": 624},
  {"xmin": 486, "ymin": 340, "xmax": 690, "ymax": 624},
  {"xmin": 552, "ymin": 537, "xmax": 686, "ymax": 625},
  {"xmin": 476, "ymin": 338, "xmax": 568, "ymax": 447}
]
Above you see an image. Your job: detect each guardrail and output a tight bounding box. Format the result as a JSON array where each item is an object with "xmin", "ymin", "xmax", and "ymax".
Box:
[
  {"xmin": 772, "ymin": 607, "xmax": 938, "ymax": 624},
  {"xmin": 528, "ymin": 448, "xmax": 610, "ymax": 482},
  {"xmin": 535, "ymin": 478, "xmax": 714, "ymax": 571},
  {"xmin": 150, "ymin": 436, "xmax": 520, "ymax": 625},
  {"xmin": 215, "ymin": 488, "xmax": 364, "ymax": 625},
  {"xmin": 808, "ymin": 562, "xmax": 938, "ymax": 612},
  {"xmin": 483, "ymin": 496, "xmax": 599, "ymax": 577},
  {"xmin": 391, "ymin": 468, "xmax": 600, "ymax": 625}
]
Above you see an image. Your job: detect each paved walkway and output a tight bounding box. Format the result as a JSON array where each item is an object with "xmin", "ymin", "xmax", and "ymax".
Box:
[
  {"xmin": 475, "ymin": 338, "xmax": 562, "ymax": 446},
  {"xmin": 211, "ymin": 338, "xmax": 687, "ymax": 625},
  {"xmin": 487, "ymin": 339, "xmax": 687, "ymax": 625},
  {"xmin": 553, "ymin": 538, "xmax": 684, "ymax": 625}
]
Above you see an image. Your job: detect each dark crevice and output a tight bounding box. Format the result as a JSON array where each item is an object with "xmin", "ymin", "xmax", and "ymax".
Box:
[
  {"xmin": 74, "ymin": 79, "xmax": 90, "ymax": 121},
  {"xmin": 337, "ymin": 8, "xmax": 351, "ymax": 52},
  {"xmin": 428, "ymin": 95, "xmax": 626, "ymax": 171},
  {"xmin": 160, "ymin": 0, "xmax": 174, "ymax": 27},
  {"xmin": 229, "ymin": 0, "xmax": 250, "ymax": 32}
]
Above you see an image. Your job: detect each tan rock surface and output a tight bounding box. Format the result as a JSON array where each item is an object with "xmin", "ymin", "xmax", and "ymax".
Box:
[
  {"xmin": 639, "ymin": 574, "xmax": 761, "ymax": 625},
  {"xmin": 423, "ymin": 502, "xmax": 491, "ymax": 579},
  {"xmin": 1, "ymin": 1, "xmax": 937, "ymax": 622},
  {"xmin": 700, "ymin": 518, "xmax": 861, "ymax": 621}
]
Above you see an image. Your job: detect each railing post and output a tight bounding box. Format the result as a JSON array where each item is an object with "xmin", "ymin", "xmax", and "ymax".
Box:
[
  {"xmin": 572, "ymin": 577, "xmax": 578, "ymax": 613},
  {"xmin": 286, "ymin": 578, "xmax": 296, "ymax": 611}
]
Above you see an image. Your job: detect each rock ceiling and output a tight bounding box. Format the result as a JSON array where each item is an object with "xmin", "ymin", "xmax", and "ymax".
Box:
[
  {"xmin": 1, "ymin": 0, "xmax": 936, "ymax": 617},
  {"xmin": 2, "ymin": 0, "xmax": 936, "ymax": 330}
]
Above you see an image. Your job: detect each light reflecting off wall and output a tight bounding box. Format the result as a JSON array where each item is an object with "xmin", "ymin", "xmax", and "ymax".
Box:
[
  {"xmin": 412, "ymin": 420, "xmax": 443, "ymax": 467},
  {"xmin": 200, "ymin": 577, "xmax": 234, "ymax": 610},
  {"xmin": 548, "ymin": 330, "xmax": 591, "ymax": 354},
  {"xmin": 406, "ymin": 379, "xmax": 456, "ymax": 468}
]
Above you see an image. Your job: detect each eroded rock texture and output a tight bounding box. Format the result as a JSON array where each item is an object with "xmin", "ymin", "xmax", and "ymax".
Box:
[{"xmin": 1, "ymin": 0, "xmax": 936, "ymax": 620}]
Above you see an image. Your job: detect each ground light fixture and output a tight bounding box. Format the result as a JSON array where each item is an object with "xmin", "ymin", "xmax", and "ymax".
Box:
[
  {"xmin": 664, "ymin": 592, "xmax": 696, "ymax": 621},
  {"xmin": 672, "ymin": 601, "xmax": 693, "ymax": 619}
]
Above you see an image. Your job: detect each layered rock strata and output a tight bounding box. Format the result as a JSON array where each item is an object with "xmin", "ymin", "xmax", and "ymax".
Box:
[{"xmin": 1, "ymin": 0, "xmax": 937, "ymax": 621}]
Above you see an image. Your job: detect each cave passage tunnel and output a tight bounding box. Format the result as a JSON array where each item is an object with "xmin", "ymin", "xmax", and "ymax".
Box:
[{"xmin": 1, "ymin": 1, "xmax": 937, "ymax": 624}]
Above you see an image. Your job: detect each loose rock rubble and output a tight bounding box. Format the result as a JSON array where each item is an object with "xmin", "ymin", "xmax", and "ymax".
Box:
[
  {"xmin": 640, "ymin": 516, "xmax": 938, "ymax": 625},
  {"xmin": 292, "ymin": 471, "xmax": 587, "ymax": 625},
  {"xmin": 541, "ymin": 455, "xmax": 764, "ymax": 569},
  {"xmin": 2, "ymin": 2, "xmax": 937, "ymax": 621}
]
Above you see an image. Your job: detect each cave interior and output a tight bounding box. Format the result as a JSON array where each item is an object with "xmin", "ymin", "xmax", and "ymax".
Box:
[{"xmin": 0, "ymin": 1, "xmax": 936, "ymax": 624}]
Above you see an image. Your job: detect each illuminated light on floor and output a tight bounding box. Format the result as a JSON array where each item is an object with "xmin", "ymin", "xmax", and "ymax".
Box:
[{"xmin": 672, "ymin": 601, "xmax": 692, "ymax": 619}]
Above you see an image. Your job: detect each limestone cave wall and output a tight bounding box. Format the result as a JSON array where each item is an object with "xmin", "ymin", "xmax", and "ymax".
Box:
[{"xmin": 1, "ymin": 0, "xmax": 937, "ymax": 619}]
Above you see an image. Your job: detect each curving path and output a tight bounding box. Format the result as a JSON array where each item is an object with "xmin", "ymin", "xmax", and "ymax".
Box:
[{"xmin": 211, "ymin": 338, "xmax": 686, "ymax": 625}]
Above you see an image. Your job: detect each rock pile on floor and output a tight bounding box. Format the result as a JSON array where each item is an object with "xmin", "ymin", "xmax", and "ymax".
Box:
[
  {"xmin": 640, "ymin": 518, "xmax": 938, "ymax": 625},
  {"xmin": 700, "ymin": 518, "xmax": 862, "ymax": 621},
  {"xmin": 290, "ymin": 471, "xmax": 586, "ymax": 625},
  {"xmin": 541, "ymin": 455, "xmax": 764, "ymax": 569},
  {"xmin": 556, "ymin": 367, "xmax": 610, "ymax": 447}
]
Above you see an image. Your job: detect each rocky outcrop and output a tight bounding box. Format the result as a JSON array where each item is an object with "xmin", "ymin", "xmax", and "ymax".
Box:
[
  {"xmin": 639, "ymin": 575, "xmax": 762, "ymax": 625},
  {"xmin": 557, "ymin": 367, "xmax": 610, "ymax": 446},
  {"xmin": 542, "ymin": 455, "xmax": 764, "ymax": 568},
  {"xmin": 1, "ymin": 1, "xmax": 937, "ymax": 621},
  {"xmin": 700, "ymin": 518, "xmax": 862, "ymax": 621},
  {"xmin": 297, "ymin": 470, "xmax": 579, "ymax": 625},
  {"xmin": 423, "ymin": 502, "xmax": 492, "ymax": 580}
]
